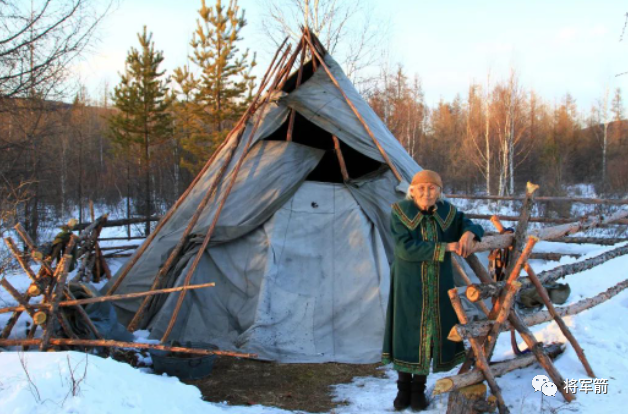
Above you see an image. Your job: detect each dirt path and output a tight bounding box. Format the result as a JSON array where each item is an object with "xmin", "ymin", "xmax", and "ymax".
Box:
[{"xmin": 187, "ymin": 357, "xmax": 386, "ymax": 412}]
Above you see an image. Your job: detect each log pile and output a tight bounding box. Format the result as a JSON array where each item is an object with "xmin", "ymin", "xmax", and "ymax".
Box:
[
  {"xmin": 440, "ymin": 182, "xmax": 628, "ymax": 414},
  {"xmin": 0, "ymin": 222, "xmax": 255, "ymax": 360}
]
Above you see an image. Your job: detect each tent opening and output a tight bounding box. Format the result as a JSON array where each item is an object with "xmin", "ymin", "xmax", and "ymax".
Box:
[{"xmin": 264, "ymin": 111, "xmax": 383, "ymax": 183}]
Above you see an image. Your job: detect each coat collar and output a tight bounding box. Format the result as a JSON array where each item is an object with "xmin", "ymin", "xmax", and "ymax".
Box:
[{"xmin": 392, "ymin": 199, "xmax": 457, "ymax": 231}]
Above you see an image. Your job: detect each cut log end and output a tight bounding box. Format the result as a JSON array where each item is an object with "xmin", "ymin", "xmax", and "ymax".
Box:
[
  {"xmin": 467, "ymin": 285, "xmax": 481, "ymax": 302},
  {"xmin": 526, "ymin": 182, "xmax": 540, "ymax": 195},
  {"xmin": 490, "ymin": 215, "xmax": 506, "ymax": 233},
  {"xmin": 448, "ymin": 326, "xmax": 463, "ymax": 342},
  {"xmin": 27, "ymin": 284, "xmax": 42, "ymax": 297},
  {"xmin": 33, "ymin": 311, "xmax": 47, "ymax": 325},
  {"xmin": 433, "ymin": 378, "xmax": 455, "ymax": 395}
]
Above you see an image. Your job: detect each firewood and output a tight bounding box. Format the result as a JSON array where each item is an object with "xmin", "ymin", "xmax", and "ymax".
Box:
[
  {"xmin": 452, "ymin": 278, "xmax": 628, "ymax": 340},
  {"xmin": 466, "ymin": 282, "xmax": 505, "ymax": 302},
  {"xmin": 434, "ymin": 343, "xmax": 565, "ymax": 395},
  {"xmin": 33, "ymin": 311, "xmax": 47, "ymax": 325}
]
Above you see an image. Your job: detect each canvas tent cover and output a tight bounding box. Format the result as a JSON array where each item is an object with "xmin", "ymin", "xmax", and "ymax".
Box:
[{"xmin": 105, "ymin": 54, "xmax": 423, "ymax": 363}]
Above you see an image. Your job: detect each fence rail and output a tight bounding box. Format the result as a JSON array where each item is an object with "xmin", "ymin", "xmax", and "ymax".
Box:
[{"xmin": 445, "ymin": 194, "xmax": 628, "ymax": 205}]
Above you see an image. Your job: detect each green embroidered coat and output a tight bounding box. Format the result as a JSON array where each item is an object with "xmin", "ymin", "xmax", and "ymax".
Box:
[{"xmin": 382, "ymin": 199, "xmax": 484, "ymax": 375}]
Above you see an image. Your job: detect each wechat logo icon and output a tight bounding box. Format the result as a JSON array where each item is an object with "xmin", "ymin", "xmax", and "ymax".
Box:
[{"xmin": 532, "ymin": 375, "xmax": 557, "ymax": 397}]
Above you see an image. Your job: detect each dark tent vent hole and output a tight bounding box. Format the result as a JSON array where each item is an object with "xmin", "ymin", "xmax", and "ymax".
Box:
[{"xmin": 264, "ymin": 111, "xmax": 383, "ymax": 183}]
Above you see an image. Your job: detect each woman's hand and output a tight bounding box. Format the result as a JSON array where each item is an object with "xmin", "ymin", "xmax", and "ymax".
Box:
[
  {"xmin": 446, "ymin": 242, "xmax": 460, "ymax": 253},
  {"xmin": 457, "ymin": 231, "xmax": 476, "ymax": 258}
]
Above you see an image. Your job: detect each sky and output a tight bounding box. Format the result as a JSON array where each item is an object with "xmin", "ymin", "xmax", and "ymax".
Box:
[{"xmin": 74, "ymin": 0, "xmax": 628, "ymax": 112}]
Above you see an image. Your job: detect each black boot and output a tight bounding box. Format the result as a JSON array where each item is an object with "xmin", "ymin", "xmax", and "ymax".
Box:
[
  {"xmin": 394, "ymin": 372, "xmax": 412, "ymax": 410},
  {"xmin": 410, "ymin": 374, "xmax": 428, "ymax": 411}
]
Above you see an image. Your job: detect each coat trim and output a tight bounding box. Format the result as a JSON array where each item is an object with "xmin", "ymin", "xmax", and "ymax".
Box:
[
  {"xmin": 391, "ymin": 203, "xmax": 424, "ymax": 230},
  {"xmin": 434, "ymin": 201, "xmax": 456, "ymax": 232},
  {"xmin": 392, "ymin": 200, "xmax": 457, "ymax": 232}
]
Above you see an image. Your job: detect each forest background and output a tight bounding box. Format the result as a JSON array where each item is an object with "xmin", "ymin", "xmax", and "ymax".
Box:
[{"xmin": 1, "ymin": 0, "xmax": 627, "ymax": 246}]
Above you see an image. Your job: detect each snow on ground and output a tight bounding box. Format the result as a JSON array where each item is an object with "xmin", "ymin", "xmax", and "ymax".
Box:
[
  {"xmin": 0, "ymin": 351, "xmax": 291, "ymax": 414},
  {"xmin": 2, "ymin": 198, "xmax": 628, "ymax": 413},
  {"xmin": 1, "ymin": 241, "xmax": 627, "ymax": 413}
]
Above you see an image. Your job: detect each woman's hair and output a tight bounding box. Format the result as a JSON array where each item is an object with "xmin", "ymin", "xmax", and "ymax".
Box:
[{"xmin": 405, "ymin": 185, "xmax": 444, "ymax": 201}]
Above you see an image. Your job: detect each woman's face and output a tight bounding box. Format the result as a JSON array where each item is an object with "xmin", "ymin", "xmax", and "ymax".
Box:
[{"xmin": 410, "ymin": 183, "xmax": 440, "ymax": 210}]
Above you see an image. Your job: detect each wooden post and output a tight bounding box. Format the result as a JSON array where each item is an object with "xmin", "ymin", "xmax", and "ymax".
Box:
[
  {"xmin": 0, "ymin": 278, "xmax": 37, "ymax": 319},
  {"xmin": 464, "ymin": 254, "xmax": 494, "ymax": 284},
  {"xmin": 452, "ymin": 257, "xmax": 490, "ymax": 316},
  {"xmin": 4, "ymin": 237, "xmax": 38, "ymax": 282},
  {"xmin": 448, "ymin": 289, "xmax": 510, "ymax": 414},
  {"xmin": 40, "ymin": 254, "xmax": 72, "ymax": 351},
  {"xmin": 508, "ymin": 310, "xmax": 575, "ymax": 402},
  {"xmin": 434, "ymin": 343, "xmax": 565, "ymax": 395},
  {"xmin": 524, "ymin": 263, "xmax": 595, "ymax": 377},
  {"xmin": 504, "ymin": 182, "xmax": 539, "ymax": 278}
]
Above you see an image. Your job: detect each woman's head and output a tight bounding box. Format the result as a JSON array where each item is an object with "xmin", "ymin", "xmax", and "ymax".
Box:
[{"xmin": 406, "ymin": 170, "xmax": 443, "ymax": 210}]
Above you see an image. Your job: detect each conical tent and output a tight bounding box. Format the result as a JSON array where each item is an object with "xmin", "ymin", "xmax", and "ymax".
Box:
[{"xmin": 104, "ymin": 30, "xmax": 421, "ymax": 363}]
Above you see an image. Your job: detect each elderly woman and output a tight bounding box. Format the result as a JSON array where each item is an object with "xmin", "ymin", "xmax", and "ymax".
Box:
[{"xmin": 382, "ymin": 170, "xmax": 484, "ymax": 411}]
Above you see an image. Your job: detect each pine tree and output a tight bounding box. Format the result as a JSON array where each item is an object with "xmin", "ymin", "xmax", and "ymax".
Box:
[
  {"xmin": 173, "ymin": 0, "xmax": 256, "ymax": 174},
  {"xmin": 109, "ymin": 26, "xmax": 172, "ymax": 236}
]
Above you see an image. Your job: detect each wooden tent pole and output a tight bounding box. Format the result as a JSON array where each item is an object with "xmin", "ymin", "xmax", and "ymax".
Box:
[
  {"xmin": 126, "ymin": 45, "xmax": 292, "ymax": 332},
  {"xmin": 332, "ymin": 135, "xmax": 350, "ymax": 182},
  {"xmin": 107, "ymin": 37, "xmax": 290, "ymax": 296},
  {"xmin": 159, "ymin": 46, "xmax": 294, "ymax": 343},
  {"xmin": 0, "ymin": 282, "xmax": 216, "ymax": 314},
  {"xmin": 0, "ymin": 338, "xmax": 257, "ymax": 358},
  {"xmin": 276, "ymin": 39, "xmax": 304, "ymax": 91},
  {"xmin": 301, "ymin": 33, "xmax": 403, "ymax": 183},
  {"xmin": 286, "ymin": 39, "xmax": 307, "ymax": 142}
]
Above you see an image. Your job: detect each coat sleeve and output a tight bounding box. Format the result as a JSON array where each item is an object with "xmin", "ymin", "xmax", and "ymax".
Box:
[
  {"xmin": 391, "ymin": 210, "xmax": 448, "ymax": 262},
  {"xmin": 457, "ymin": 210, "xmax": 484, "ymax": 241}
]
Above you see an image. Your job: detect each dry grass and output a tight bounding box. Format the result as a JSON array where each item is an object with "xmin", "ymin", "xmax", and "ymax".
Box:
[{"xmin": 187, "ymin": 356, "xmax": 386, "ymax": 412}]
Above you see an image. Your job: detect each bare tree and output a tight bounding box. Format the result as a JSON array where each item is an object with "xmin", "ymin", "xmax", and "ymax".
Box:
[
  {"xmin": 0, "ymin": 0, "xmax": 111, "ymax": 99},
  {"xmin": 260, "ymin": 0, "xmax": 388, "ymax": 84}
]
